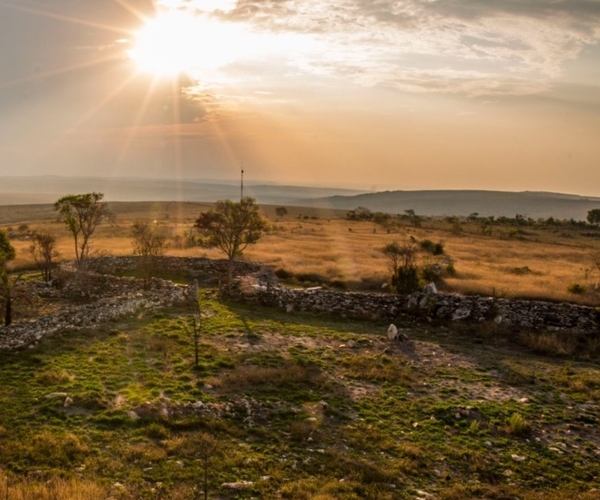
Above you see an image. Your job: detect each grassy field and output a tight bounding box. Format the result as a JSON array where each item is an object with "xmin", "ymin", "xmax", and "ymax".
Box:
[
  {"xmin": 0, "ymin": 295, "xmax": 599, "ymax": 499},
  {"xmin": 2, "ymin": 202, "xmax": 600, "ymax": 305},
  {"xmin": 1, "ymin": 202, "xmax": 600, "ymax": 499}
]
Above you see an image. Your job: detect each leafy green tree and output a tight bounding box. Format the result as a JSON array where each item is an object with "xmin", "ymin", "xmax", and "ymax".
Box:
[
  {"xmin": 275, "ymin": 206, "xmax": 288, "ymax": 218},
  {"xmin": 0, "ymin": 230, "xmax": 16, "ymax": 326},
  {"xmin": 54, "ymin": 192, "xmax": 111, "ymax": 267},
  {"xmin": 194, "ymin": 197, "xmax": 266, "ymax": 280},
  {"xmin": 0, "ymin": 230, "xmax": 15, "ymax": 265},
  {"xmin": 587, "ymin": 209, "xmax": 600, "ymax": 225}
]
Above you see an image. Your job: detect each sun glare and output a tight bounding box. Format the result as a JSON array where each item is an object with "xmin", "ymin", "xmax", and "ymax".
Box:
[{"xmin": 129, "ymin": 10, "xmax": 252, "ymax": 77}]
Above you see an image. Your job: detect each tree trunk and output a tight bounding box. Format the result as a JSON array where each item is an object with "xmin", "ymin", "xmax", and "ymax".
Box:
[
  {"xmin": 227, "ymin": 258, "xmax": 234, "ymax": 283},
  {"xmin": 4, "ymin": 296, "xmax": 11, "ymax": 327}
]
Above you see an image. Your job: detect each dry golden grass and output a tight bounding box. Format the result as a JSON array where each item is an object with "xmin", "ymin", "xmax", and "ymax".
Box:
[
  {"xmin": 0, "ymin": 472, "xmax": 107, "ymax": 500},
  {"xmin": 2, "ymin": 202, "xmax": 600, "ymax": 304}
]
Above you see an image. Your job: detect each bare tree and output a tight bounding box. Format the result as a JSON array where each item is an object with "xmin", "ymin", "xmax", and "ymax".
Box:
[
  {"xmin": 131, "ymin": 220, "xmax": 167, "ymax": 287},
  {"xmin": 54, "ymin": 192, "xmax": 111, "ymax": 267},
  {"xmin": 382, "ymin": 241, "xmax": 421, "ymax": 294},
  {"xmin": 29, "ymin": 232, "xmax": 59, "ymax": 282},
  {"xmin": 197, "ymin": 433, "xmax": 218, "ymax": 500}
]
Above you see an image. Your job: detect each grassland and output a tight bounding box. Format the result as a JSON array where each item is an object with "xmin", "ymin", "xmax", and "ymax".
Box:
[
  {"xmin": 2, "ymin": 202, "xmax": 600, "ymax": 305},
  {"xmin": 1, "ymin": 201, "xmax": 600, "ymax": 499},
  {"xmin": 1, "ymin": 295, "xmax": 599, "ymax": 499}
]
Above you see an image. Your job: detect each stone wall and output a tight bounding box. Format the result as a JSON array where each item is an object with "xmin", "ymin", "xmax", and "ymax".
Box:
[
  {"xmin": 0, "ymin": 267, "xmax": 191, "ymax": 351},
  {"xmin": 0, "ymin": 256, "xmax": 274, "ymax": 351},
  {"xmin": 85, "ymin": 256, "xmax": 276, "ymax": 284},
  {"xmin": 227, "ymin": 278, "xmax": 600, "ymax": 333},
  {"xmin": 2, "ymin": 255, "xmax": 598, "ymax": 352}
]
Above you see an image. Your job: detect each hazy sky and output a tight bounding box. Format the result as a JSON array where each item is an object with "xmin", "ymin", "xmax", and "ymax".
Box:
[{"xmin": 1, "ymin": 0, "xmax": 599, "ymax": 195}]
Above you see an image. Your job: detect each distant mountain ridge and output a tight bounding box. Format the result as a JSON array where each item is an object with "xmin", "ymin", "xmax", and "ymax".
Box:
[
  {"xmin": 1, "ymin": 177, "xmax": 599, "ymax": 220},
  {"xmin": 0, "ymin": 176, "xmax": 364, "ymax": 206},
  {"xmin": 298, "ymin": 190, "xmax": 600, "ymax": 220}
]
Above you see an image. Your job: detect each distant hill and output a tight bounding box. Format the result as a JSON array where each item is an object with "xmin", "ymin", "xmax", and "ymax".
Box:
[
  {"xmin": 298, "ymin": 190, "xmax": 600, "ymax": 220},
  {"xmin": 1, "ymin": 177, "xmax": 599, "ymax": 220},
  {"xmin": 0, "ymin": 176, "xmax": 364, "ymax": 206}
]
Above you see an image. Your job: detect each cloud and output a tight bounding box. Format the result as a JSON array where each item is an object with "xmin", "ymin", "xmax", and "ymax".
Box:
[{"xmin": 208, "ymin": 0, "xmax": 600, "ymax": 96}]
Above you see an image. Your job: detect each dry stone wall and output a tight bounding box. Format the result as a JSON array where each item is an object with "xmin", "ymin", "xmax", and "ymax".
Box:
[
  {"xmin": 0, "ymin": 267, "xmax": 190, "ymax": 351},
  {"xmin": 228, "ymin": 279, "xmax": 600, "ymax": 333},
  {"xmin": 85, "ymin": 256, "xmax": 276, "ymax": 284},
  {"xmin": 2, "ymin": 255, "xmax": 598, "ymax": 352}
]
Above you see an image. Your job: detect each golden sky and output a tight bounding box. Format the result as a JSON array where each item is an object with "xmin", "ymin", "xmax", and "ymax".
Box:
[{"xmin": 1, "ymin": 0, "xmax": 599, "ymax": 195}]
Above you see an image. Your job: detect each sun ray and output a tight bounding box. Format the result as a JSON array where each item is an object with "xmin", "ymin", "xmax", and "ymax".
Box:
[
  {"xmin": 110, "ymin": 0, "xmax": 152, "ymax": 24},
  {"xmin": 65, "ymin": 73, "xmax": 141, "ymax": 134},
  {"xmin": 0, "ymin": 54, "xmax": 124, "ymax": 91},
  {"xmin": 170, "ymin": 77, "xmax": 185, "ymax": 203},
  {"xmin": 0, "ymin": 2, "xmax": 132, "ymax": 35},
  {"xmin": 20, "ymin": 72, "xmax": 142, "ymax": 180},
  {"xmin": 115, "ymin": 76, "xmax": 162, "ymax": 167}
]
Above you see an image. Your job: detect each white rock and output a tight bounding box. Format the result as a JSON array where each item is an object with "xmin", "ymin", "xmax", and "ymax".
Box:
[{"xmin": 387, "ymin": 324, "xmax": 398, "ymax": 341}]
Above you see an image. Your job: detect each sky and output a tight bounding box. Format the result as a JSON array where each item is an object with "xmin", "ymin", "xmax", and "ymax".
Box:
[{"xmin": 1, "ymin": 0, "xmax": 599, "ymax": 195}]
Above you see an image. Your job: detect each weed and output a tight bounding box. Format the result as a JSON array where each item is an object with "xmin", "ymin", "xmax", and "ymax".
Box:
[{"xmin": 505, "ymin": 412, "xmax": 531, "ymax": 436}]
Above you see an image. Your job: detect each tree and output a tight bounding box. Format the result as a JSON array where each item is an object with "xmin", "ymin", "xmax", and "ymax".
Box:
[
  {"xmin": 131, "ymin": 220, "xmax": 167, "ymax": 287},
  {"xmin": 29, "ymin": 232, "xmax": 59, "ymax": 282},
  {"xmin": 197, "ymin": 433, "xmax": 218, "ymax": 500},
  {"xmin": 382, "ymin": 241, "xmax": 421, "ymax": 294},
  {"xmin": 194, "ymin": 197, "xmax": 266, "ymax": 280},
  {"xmin": 0, "ymin": 230, "xmax": 16, "ymax": 326},
  {"xmin": 275, "ymin": 206, "xmax": 288, "ymax": 218},
  {"xmin": 54, "ymin": 192, "xmax": 111, "ymax": 267},
  {"xmin": 587, "ymin": 209, "xmax": 600, "ymax": 225}
]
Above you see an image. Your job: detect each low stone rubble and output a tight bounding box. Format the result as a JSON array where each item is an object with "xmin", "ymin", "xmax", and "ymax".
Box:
[{"xmin": 0, "ymin": 267, "xmax": 189, "ymax": 351}]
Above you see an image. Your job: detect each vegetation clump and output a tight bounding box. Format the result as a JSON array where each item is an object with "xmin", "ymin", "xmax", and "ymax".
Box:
[
  {"xmin": 195, "ymin": 197, "xmax": 266, "ymax": 279},
  {"xmin": 54, "ymin": 192, "xmax": 111, "ymax": 268},
  {"xmin": 382, "ymin": 241, "xmax": 421, "ymax": 293}
]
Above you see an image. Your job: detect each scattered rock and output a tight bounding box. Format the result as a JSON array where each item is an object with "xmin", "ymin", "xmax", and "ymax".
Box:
[
  {"xmin": 221, "ymin": 481, "xmax": 254, "ymax": 490},
  {"xmin": 45, "ymin": 392, "xmax": 68, "ymax": 399},
  {"xmin": 452, "ymin": 307, "xmax": 472, "ymax": 321}
]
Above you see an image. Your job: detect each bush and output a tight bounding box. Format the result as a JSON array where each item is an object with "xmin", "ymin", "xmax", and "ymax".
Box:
[
  {"xmin": 567, "ymin": 283, "xmax": 587, "ymax": 294},
  {"xmin": 391, "ymin": 266, "xmax": 421, "ymax": 294},
  {"xmin": 420, "ymin": 239, "xmax": 444, "ymax": 255},
  {"xmin": 421, "ymin": 261, "xmax": 443, "ymax": 283},
  {"xmin": 505, "ymin": 412, "xmax": 531, "ymax": 436},
  {"xmin": 382, "ymin": 242, "xmax": 421, "ymax": 294},
  {"xmin": 445, "ymin": 261, "xmax": 457, "ymax": 276},
  {"xmin": 275, "ymin": 268, "xmax": 293, "ymax": 280}
]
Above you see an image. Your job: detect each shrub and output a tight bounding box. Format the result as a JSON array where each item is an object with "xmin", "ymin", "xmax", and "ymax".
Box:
[
  {"xmin": 445, "ymin": 261, "xmax": 457, "ymax": 276},
  {"xmin": 275, "ymin": 268, "xmax": 293, "ymax": 280},
  {"xmin": 382, "ymin": 242, "xmax": 421, "ymax": 294},
  {"xmin": 505, "ymin": 412, "xmax": 531, "ymax": 436},
  {"xmin": 392, "ymin": 266, "xmax": 421, "ymax": 294},
  {"xmin": 420, "ymin": 239, "xmax": 444, "ymax": 255},
  {"xmin": 421, "ymin": 261, "xmax": 443, "ymax": 283},
  {"xmin": 567, "ymin": 283, "xmax": 586, "ymax": 294}
]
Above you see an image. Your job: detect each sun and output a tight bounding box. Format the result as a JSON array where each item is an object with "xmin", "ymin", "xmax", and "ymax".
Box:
[{"xmin": 128, "ymin": 10, "xmax": 245, "ymax": 77}]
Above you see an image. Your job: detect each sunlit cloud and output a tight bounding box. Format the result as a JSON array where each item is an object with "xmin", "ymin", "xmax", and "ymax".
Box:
[{"xmin": 203, "ymin": 0, "xmax": 600, "ymax": 96}]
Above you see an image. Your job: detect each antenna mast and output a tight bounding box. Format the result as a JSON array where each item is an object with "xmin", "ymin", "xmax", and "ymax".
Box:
[{"xmin": 240, "ymin": 164, "xmax": 244, "ymax": 201}]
